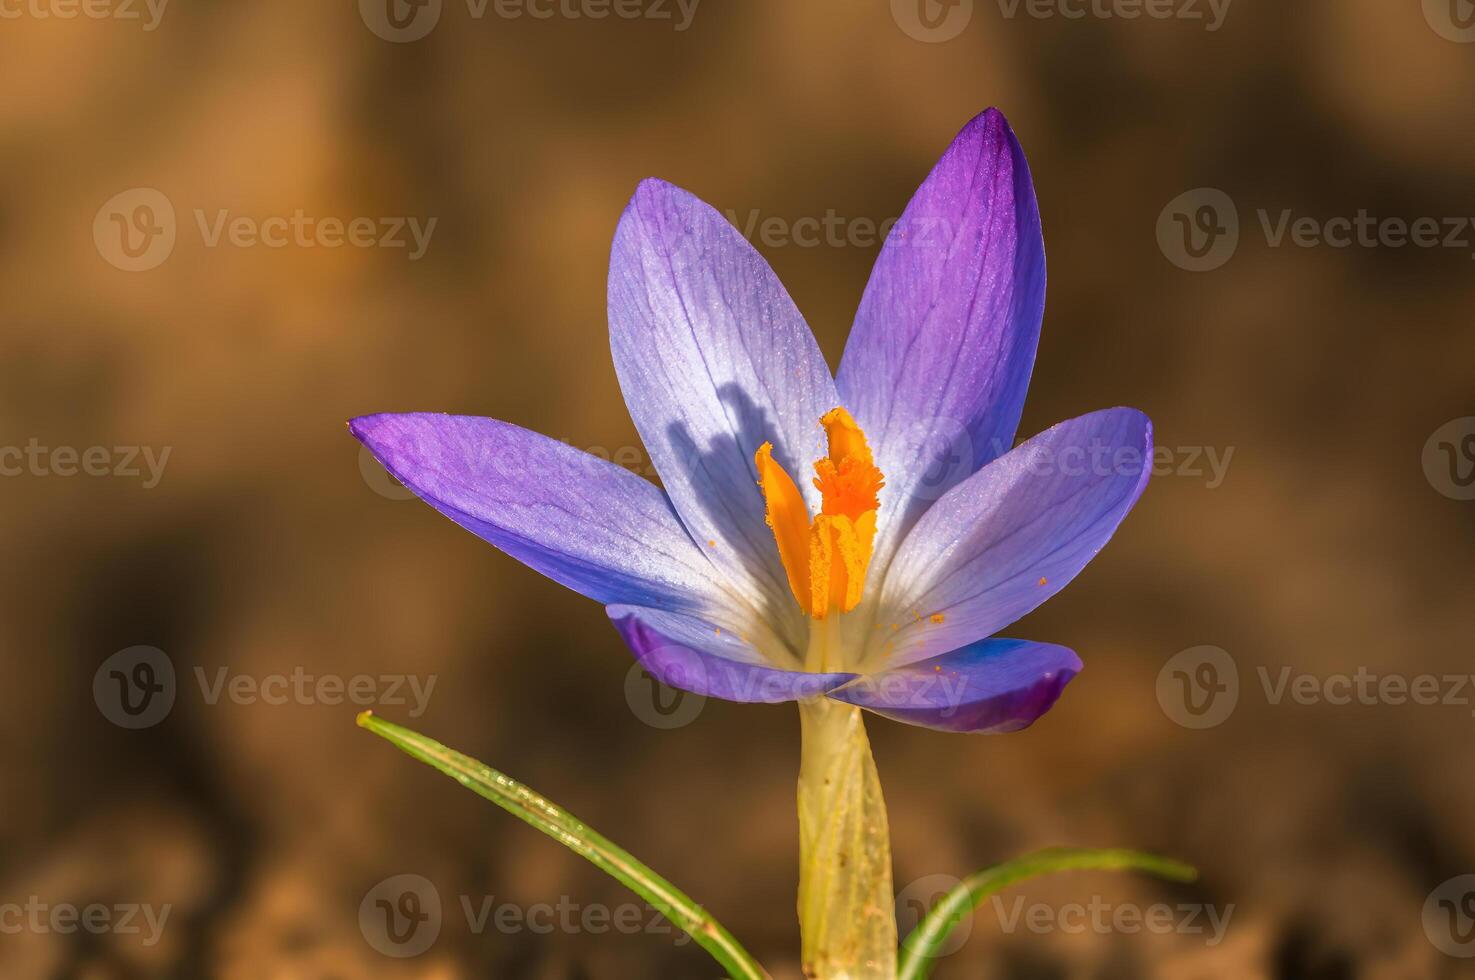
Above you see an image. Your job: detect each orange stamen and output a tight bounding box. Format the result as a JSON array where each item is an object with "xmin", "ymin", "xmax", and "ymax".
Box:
[
  {"xmin": 756, "ymin": 441, "xmax": 813, "ymax": 614},
  {"xmin": 754, "ymin": 408, "xmax": 885, "ymax": 619}
]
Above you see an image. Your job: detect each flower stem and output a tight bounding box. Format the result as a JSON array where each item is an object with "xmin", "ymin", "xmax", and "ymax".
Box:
[{"xmin": 797, "ymin": 698, "xmax": 897, "ymax": 979}]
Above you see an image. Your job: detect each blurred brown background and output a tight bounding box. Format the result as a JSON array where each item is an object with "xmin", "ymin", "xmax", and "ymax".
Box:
[{"xmin": 3, "ymin": 0, "xmax": 1475, "ymax": 977}]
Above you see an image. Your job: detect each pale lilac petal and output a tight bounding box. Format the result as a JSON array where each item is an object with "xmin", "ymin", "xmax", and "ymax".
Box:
[
  {"xmin": 608, "ymin": 179, "xmax": 839, "ymax": 638},
  {"xmin": 351, "ymin": 413, "xmax": 726, "ymax": 613},
  {"xmin": 837, "ymin": 109, "xmax": 1046, "ymax": 565},
  {"xmin": 875, "ymin": 408, "xmax": 1151, "ymax": 665},
  {"xmin": 831, "ymin": 638, "xmax": 1080, "ymax": 733},
  {"xmin": 610, "ymin": 606, "xmax": 856, "ymax": 703}
]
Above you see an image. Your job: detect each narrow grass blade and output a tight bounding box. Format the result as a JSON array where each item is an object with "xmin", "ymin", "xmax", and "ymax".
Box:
[
  {"xmin": 896, "ymin": 847, "xmax": 1199, "ymax": 980},
  {"xmin": 358, "ymin": 711, "xmax": 770, "ymax": 980}
]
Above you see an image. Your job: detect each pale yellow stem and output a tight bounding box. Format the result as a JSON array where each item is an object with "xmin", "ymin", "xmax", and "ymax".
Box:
[{"xmin": 797, "ymin": 697, "xmax": 897, "ymax": 979}]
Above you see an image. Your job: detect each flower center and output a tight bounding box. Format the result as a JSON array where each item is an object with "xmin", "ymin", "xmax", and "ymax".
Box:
[{"xmin": 755, "ymin": 408, "xmax": 885, "ymax": 620}]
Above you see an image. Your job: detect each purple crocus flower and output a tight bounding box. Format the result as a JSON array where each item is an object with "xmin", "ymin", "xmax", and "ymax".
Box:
[{"xmin": 351, "ymin": 108, "xmax": 1151, "ymax": 735}]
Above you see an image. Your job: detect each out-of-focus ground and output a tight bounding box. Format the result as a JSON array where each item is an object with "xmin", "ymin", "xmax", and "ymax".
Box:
[{"xmin": 2, "ymin": 1, "xmax": 1474, "ymax": 976}]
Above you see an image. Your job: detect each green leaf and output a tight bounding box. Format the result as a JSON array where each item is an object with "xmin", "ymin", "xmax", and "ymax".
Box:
[
  {"xmin": 895, "ymin": 847, "xmax": 1199, "ymax": 980},
  {"xmin": 357, "ymin": 711, "xmax": 770, "ymax": 980}
]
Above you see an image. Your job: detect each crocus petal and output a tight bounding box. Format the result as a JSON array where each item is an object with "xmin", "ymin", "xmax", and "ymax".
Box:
[
  {"xmin": 874, "ymin": 408, "xmax": 1151, "ymax": 666},
  {"xmin": 836, "ymin": 108, "xmax": 1046, "ymax": 565},
  {"xmin": 610, "ymin": 605, "xmax": 856, "ymax": 703},
  {"xmin": 829, "ymin": 638, "xmax": 1080, "ymax": 734},
  {"xmin": 608, "ymin": 178, "xmax": 840, "ymax": 640},
  {"xmin": 351, "ymin": 413, "xmax": 729, "ymax": 613}
]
